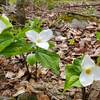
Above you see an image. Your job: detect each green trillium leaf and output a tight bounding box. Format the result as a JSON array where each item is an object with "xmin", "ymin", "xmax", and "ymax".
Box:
[{"xmin": 36, "ymin": 48, "xmax": 60, "ymax": 75}]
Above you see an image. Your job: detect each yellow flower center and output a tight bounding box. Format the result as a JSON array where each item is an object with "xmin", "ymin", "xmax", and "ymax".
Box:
[
  {"xmin": 85, "ymin": 67, "xmax": 92, "ymax": 75},
  {"xmin": 37, "ymin": 38, "xmax": 42, "ymax": 43}
]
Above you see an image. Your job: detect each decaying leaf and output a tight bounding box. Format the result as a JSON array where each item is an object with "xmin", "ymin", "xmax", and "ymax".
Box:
[
  {"xmin": 37, "ymin": 94, "xmax": 50, "ymax": 100},
  {"xmin": 13, "ymin": 87, "xmax": 26, "ymax": 97},
  {"xmin": 16, "ymin": 69, "xmax": 25, "ymax": 79},
  {"xmin": 5, "ymin": 71, "xmax": 15, "ymax": 79}
]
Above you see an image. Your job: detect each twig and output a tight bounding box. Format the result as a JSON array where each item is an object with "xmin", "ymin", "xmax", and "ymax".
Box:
[
  {"xmin": 82, "ymin": 87, "xmax": 86, "ymax": 100},
  {"xmin": 57, "ymin": 11, "xmax": 100, "ymax": 20},
  {"xmin": 67, "ymin": 12, "xmax": 100, "ymax": 18},
  {"xmin": 35, "ymin": 61, "xmax": 38, "ymax": 81},
  {"xmin": 63, "ymin": 3, "xmax": 100, "ymax": 8},
  {"xmin": 35, "ymin": 47, "xmax": 38, "ymax": 81}
]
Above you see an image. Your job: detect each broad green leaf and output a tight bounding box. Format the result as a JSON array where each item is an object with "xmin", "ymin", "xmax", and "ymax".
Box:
[
  {"xmin": 64, "ymin": 58, "xmax": 82, "ymax": 91},
  {"xmin": 26, "ymin": 53, "xmax": 37, "ymax": 66},
  {"xmin": 36, "ymin": 48, "xmax": 60, "ymax": 75},
  {"xmin": 16, "ymin": 28, "xmax": 29, "ymax": 39},
  {"xmin": 96, "ymin": 32, "xmax": 100, "ymax": 41},
  {"xmin": 0, "ymin": 39, "xmax": 33, "ymax": 57},
  {"xmin": 64, "ymin": 75, "xmax": 81, "ymax": 90},
  {"xmin": 0, "ymin": 32, "xmax": 13, "ymax": 52},
  {"xmin": 72, "ymin": 58, "xmax": 82, "ymax": 74}
]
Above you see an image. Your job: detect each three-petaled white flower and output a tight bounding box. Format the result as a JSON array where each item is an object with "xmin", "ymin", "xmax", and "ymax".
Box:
[
  {"xmin": 79, "ymin": 55, "xmax": 100, "ymax": 87},
  {"xmin": 26, "ymin": 29, "xmax": 53, "ymax": 50},
  {"xmin": 0, "ymin": 14, "xmax": 12, "ymax": 34}
]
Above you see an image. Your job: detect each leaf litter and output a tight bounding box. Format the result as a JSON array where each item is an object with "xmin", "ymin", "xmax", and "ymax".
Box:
[{"xmin": 0, "ymin": 1, "xmax": 100, "ymax": 100}]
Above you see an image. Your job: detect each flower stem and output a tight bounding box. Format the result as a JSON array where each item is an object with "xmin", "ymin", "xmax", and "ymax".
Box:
[
  {"xmin": 35, "ymin": 46, "xmax": 38, "ymax": 81},
  {"xmin": 82, "ymin": 87, "xmax": 86, "ymax": 100},
  {"xmin": 22, "ymin": 54, "xmax": 31, "ymax": 80},
  {"xmin": 35, "ymin": 61, "xmax": 38, "ymax": 81}
]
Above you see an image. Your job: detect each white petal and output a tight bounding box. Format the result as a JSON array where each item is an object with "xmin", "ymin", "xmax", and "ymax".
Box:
[
  {"xmin": 79, "ymin": 71, "xmax": 94, "ymax": 87},
  {"xmin": 2, "ymin": 14, "xmax": 9, "ymax": 21},
  {"xmin": 26, "ymin": 30, "xmax": 38, "ymax": 42},
  {"xmin": 0, "ymin": 20, "xmax": 6, "ymax": 34},
  {"xmin": 39, "ymin": 29, "xmax": 53, "ymax": 42},
  {"xmin": 36, "ymin": 42, "xmax": 49, "ymax": 50},
  {"xmin": 81, "ymin": 55, "xmax": 95, "ymax": 69},
  {"xmin": 94, "ymin": 66, "xmax": 100, "ymax": 80}
]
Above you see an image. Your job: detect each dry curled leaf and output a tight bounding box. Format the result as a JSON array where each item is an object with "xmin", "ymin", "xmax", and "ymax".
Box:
[
  {"xmin": 5, "ymin": 71, "xmax": 15, "ymax": 79},
  {"xmin": 16, "ymin": 69, "xmax": 25, "ymax": 79},
  {"xmin": 13, "ymin": 87, "xmax": 26, "ymax": 97}
]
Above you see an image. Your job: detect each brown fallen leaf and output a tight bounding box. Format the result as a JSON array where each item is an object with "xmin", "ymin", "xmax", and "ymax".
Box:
[
  {"xmin": 37, "ymin": 94, "xmax": 50, "ymax": 100},
  {"xmin": 5, "ymin": 71, "xmax": 15, "ymax": 79},
  {"xmin": 13, "ymin": 87, "xmax": 26, "ymax": 97},
  {"xmin": 92, "ymin": 47, "xmax": 100, "ymax": 57},
  {"xmin": 16, "ymin": 69, "xmax": 25, "ymax": 79}
]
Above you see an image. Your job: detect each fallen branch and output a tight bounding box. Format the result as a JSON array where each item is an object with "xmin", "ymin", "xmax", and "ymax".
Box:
[
  {"xmin": 62, "ymin": 3, "xmax": 100, "ymax": 8},
  {"xmin": 66, "ymin": 12, "xmax": 100, "ymax": 19}
]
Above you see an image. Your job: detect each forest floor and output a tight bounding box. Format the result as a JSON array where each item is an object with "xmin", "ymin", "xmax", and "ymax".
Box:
[{"xmin": 0, "ymin": 1, "xmax": 100, "ymax": 100}]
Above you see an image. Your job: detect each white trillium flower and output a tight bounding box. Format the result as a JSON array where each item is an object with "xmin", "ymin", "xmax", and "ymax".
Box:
[
  {"xmin": 26, "ymin": 29, "xmax": 53, "ymax": 50},
  {"xmin": 79, "ymin": 55, "xmax": 100, "ymax": 87},
  {"xmin": 0, "ymin": 14, "xmax": 12, "ymax": 34}
]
